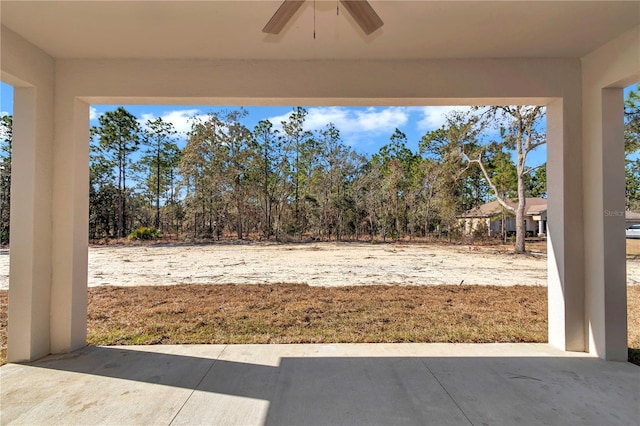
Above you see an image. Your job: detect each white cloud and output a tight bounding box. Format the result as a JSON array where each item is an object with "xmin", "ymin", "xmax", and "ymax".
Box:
[
  {"xmin": 353, "ymin": 108, "xmax": 409, "ymax": 133},
  {"xmin": 89, "ymin": 106, "xmax": 99, "ymax": 120},
  {"xmin": 137, "ymin": 108, "xmax": 206, "ymax": 135},
  {"xmin": 266, "ymin": 106, "xmax": 410, "ymax": 147},
  {"xmin": 263, "ymin": 111, "xmax": 292, "ymax": 134},
  {"xmin": 0, "ymin": 111, "xmax": 8, "ymax": 118},
  {"xmin": 414, "ymin": 106, "xmax": 471, "ymax": 132}
]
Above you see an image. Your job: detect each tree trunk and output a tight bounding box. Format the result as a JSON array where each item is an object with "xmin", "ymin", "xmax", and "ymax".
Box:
[
  {"xmin": 502, "ymin": 210, "xmax": 507, "ymax": 243},
  {"xmin": 236, "ymin": 203, "xmax": 243, "ymax": 240},
  {"xmin": 155, "ymin": 145, "xmax": 160, "ymax": 229},
  {"xmin": 425, "ymin": 197, "xmax": 432, "ymax": 237},
  {"xmin": 120, "ymin": 159, "xmax": 126, "ymax": 238},
  {"xmin": 515, "ymin": 166, "xmax": 527, "ymax": 253},
  {"xmin": 264, "ymin": 165, "xmax": 269, "ymax": 238},
  {"xmin": 295, "ymin": 142, "xmax": 300, "ymax": 240},
  {"xmin": 235, "ymin": 175, "xmax": 243, "ymax": 240}
]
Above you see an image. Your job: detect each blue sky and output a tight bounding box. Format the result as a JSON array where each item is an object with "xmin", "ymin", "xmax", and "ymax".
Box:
[{"xmin": 2, "ymin": 81, "xmax": 637, "ymax": 167}]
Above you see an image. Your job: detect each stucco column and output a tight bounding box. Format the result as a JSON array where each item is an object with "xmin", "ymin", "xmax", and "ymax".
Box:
[
  {"xmin": 580, "ymin": 25, "xmax": 638, "ymax": 360},
  {"xmin": 7, "ymin": 86, "xmax": 54, "ymax": 362},
  {"xmin": 49, "ymin": 95, "xmax": 90, "ymax": 354},
  {"xmin": 547, "ymin": 98, "xmax": 586, "ymax": 352},
  {"xmin": 582, "ymin": 88, "xmax": 628, "ymax": 361}
]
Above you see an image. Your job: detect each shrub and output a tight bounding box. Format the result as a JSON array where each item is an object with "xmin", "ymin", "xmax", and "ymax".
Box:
[
  {"xmin": 472, "ymin": 220, "xmax": 489, "ymax": 241},
  {"xmin": 128, "ymin": 226, "xmax": 161, "ymax": 241}
]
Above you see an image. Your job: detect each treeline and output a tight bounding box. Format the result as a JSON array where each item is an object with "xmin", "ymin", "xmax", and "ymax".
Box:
[
  {"xmin": 0, "ymin": 115, "xmax": 10, "ymax": 243},
  {"xmin": 626, "ymin": 86, "xmax": 640, "ymax": 211},
  {"xmin": 1, "ymin": 89, "xmax": 638, "ymax": 245},
  {"xmin": 88, "ymin": 106, "xmax": 547, "ymax": 242}
]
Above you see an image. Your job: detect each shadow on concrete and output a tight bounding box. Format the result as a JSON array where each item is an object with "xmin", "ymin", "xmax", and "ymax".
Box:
[{"xmin": 3, "ymin": 345, "xmax": 636, "ymax": 425}]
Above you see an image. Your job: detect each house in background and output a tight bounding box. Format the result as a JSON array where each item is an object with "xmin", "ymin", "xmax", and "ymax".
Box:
[
  {"xmin": 459, "ymin": 198, "xmax": 548, "ymax": 238},
  {"xmin": 461, "ymin": 200, "xmax": 639, "ymax": 236}
]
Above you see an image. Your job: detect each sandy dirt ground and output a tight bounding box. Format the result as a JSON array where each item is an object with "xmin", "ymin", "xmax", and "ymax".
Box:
[{"xmin": 0, "ymin": 242, "xmax": 638, "ymax": 289}]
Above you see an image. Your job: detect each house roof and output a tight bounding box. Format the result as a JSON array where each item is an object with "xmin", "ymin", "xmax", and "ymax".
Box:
[
  {"xmin": 460, "ymin": 198, "xmax": 548, "ymax": 218},
  {"xmin": 461, "ymin": 201, "xmax": 640, "ymax": 220}
]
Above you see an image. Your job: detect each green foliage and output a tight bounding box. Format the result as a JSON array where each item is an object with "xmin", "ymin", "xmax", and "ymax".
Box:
[
  {"xmin": 458, "ymin": 106, "xmax": 546, "ymax": 253},
  {"xmin": 128, "ymin": 226, "xmax": 161, "ymax": 241},
  {"xmin": 626, "ymin": 85, "xmax": 640, "ymax": 211},
  {"xmin": 75, "ymin": 105, "xmax": 545, "ymax": 244},
  {"xmin": 625, "ymin": 84, "xmax": 640, "ymax": 156},
  {"xmin": 418, "ymin": 114, "xmax": 489, "ymax": 230},
  {"xmin": 0, "ymin": 115, "xmax": 11, "ymax": 244},
  {"xmin": 626, "ymin": 159, "xmax": 640, "ymax": 211},
  {"xmin": 181, "ymin": 109, "xmax": 254, "ymax": 240},
  {"xmin": 281, "ymin": 107, "xmax": 315, "ymax": 239},
  {"xmin": 91, "ymin": 107, "xmax": 141, "ymax": 238},
  {"xmin": 485, "ymin": 142, "xmax": 518, "ymax": 199},
  {"xmin": 140, "ymin": 117, "xmax": 181, "ymax": 230},
  {"xmin": 250, "ymin": 119, "xmax": 288, "ymax": 239},
  {"xmin": 526, "ymin": 163, "xmax": 547, "ymax": 198}
]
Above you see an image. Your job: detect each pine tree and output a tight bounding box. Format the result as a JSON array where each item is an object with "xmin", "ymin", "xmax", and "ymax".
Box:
[
  {"xmin": 141, "ymin": 117, "xmax": 180, "ymax": 231},
  {"xmin": 91, "ymin": 107, "xmax": 141, "ymax": 238}
]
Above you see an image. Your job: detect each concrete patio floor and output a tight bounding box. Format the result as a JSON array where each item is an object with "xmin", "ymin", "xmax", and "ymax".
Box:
[{"xmin": 1, "ymin": 343, "xmax": 638, "ymax": 425}]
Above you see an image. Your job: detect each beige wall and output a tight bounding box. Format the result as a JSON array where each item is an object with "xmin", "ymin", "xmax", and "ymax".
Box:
[{"xmin": 56, "ymin": 57, "xmax": 579, "ymax": 106}]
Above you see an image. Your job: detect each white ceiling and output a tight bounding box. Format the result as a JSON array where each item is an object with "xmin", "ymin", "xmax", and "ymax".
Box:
[{"xmin": 1, "ymin": 1, "xmax": 639, "ymax": 61}]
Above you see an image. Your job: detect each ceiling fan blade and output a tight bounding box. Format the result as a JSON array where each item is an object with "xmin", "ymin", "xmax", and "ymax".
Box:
[
  {"xmin": 263, "ymin": 0, "xmax": 306, "ymax": 34},
  {"xmin": 339, "ymin": 0, "xmax": 383, "ymax": 35}
]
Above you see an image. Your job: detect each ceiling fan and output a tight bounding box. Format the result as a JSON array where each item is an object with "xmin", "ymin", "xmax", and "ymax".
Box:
[{"xmin": 263, "ymin": 0, "xmax": 384, "ymax": 36}]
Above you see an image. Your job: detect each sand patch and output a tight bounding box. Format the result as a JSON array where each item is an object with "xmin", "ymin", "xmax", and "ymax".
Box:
[{"xmin": 0, "ymin": 241, "xmax": 637, "ymax": 289}]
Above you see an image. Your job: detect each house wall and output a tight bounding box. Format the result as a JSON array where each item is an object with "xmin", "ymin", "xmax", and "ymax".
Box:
[
  {"xmin": 460, "ymin": 217, "xmax": 494, "ymax": 237},
  {"xmin": 525, "ymin": 218, "xmax": 536, "ymax": 233},
  {"xmin": 462, "ymin": 215, "xmax": 545, "ymax": 237}
]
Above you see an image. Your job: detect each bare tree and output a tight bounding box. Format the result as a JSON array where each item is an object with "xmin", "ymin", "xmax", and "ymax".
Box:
[{"xmin": 455, "ymin": 107, "xmax": 545, "ymax": 253}]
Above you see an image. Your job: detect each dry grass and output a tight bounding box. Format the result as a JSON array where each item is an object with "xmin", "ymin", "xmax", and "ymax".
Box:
[
  {"xmin": 0, "ymin": 284, "xmax": 638, "ymax": 366},
  {"xmin": 627, "ymin": 285, "xmax": 640, "ymax": 364},
  {"xmin": 628, "ymin": 238, "xmax": 640, "ymax": 259},
  {"xmin": 0, "ymin": 290, "xmax": 5, "ymax": 364},
  {"xmin": 85, "ymin": 284, "xmax": 547, "ymax": 346}
]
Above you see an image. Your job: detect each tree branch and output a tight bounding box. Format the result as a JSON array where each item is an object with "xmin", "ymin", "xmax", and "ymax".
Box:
[
  {"xmin": 523, "ymin": 163, "xmax": 545, "ymax": 175},
  {"xmin": 462, "ymin": 152, "xmax": 516, "ymax": 214}
]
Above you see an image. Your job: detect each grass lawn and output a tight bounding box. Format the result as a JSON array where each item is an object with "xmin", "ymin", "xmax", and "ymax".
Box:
[
  {"xmin": 86, "ymin": 284, "xmax": 547, "ymax": 345},
  {"xmin": 627, "ymin": 238, "xmax": 640, "ymax": 259},
  {"xmin": 1, "ymin": 284, "xmax": 639, "ymax": 366}
]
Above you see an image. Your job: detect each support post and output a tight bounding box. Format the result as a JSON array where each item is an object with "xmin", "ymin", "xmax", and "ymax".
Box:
[
  {"xmin": 582, "ymin": 87, "xmax": 628, "ymax": 360},
  {"xmin": 49, "ymin": 96, "xmax": 90, "ymax": 354},
  {"xmin": 7, "ymin": 86, "xmax": 54, "ymax": 362},
  {"xmin": 547, "ymin": 98, "xmax": 586, "ymax": 352},
  {"xmin": 580, "ymin": 25, "xmax": 639, "ymax": 360}
]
